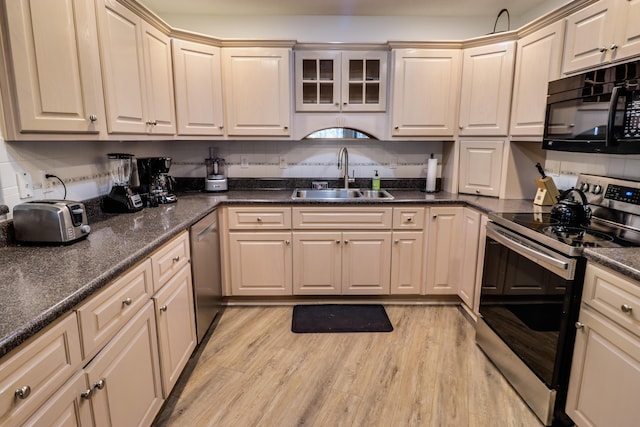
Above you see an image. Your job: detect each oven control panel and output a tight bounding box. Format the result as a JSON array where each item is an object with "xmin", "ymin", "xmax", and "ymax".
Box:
[
  {"xmin": 604, "ymin": 185, "xmax": 640, "ymax": 205},
  {"xmin": 577, "ymin": 173, "xmax": 640, "ymax": 217}
]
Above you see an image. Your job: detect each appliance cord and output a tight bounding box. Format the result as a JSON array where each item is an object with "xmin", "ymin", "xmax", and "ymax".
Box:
[
  {"xmin": 45, "ymin": 173, "xmax": 67, "ymax": 199},
  {"xmin": 491, "ymin": 8, "xmax": 510, "ymax": 34}
]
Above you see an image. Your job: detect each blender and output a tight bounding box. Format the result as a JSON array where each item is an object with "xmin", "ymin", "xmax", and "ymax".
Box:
[
  {"xmin": 205, "ymin": 147, "xmax": 227, "ymax": 192},
  {"xmin": 102, "ymin": 153, "xmax": 143, "ymax": 213},
  {"xmin": 137, "ymin": 157, "xmax": 177, "ymax": 205}
]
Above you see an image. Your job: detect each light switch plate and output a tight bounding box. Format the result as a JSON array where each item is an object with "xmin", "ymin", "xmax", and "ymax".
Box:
[
  {"xmin": 16, "ymin": 172, "xmax": 33, "ymax": 199},
  {"xmin": 390, "ymin": 158, "xmax": 398, "ymax": 169},
  {"xmin": 279, "ymin": 156, "xmax": 287, "ymax": 169},
  {"xmin": 241, "ymin": 156, "xmax": 249, "ymax": 168}
]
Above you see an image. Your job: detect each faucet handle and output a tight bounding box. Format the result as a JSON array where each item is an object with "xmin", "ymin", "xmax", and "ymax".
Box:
[{"xmin": 348, "ymin": 169, "xmax": 356, "ymax": 183}]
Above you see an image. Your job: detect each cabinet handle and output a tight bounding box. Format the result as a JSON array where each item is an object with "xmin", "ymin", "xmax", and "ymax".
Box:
[
  {"xmin": 285, "ymin": 240, "xmax": 290, "ymax": 245},
  {"xmin": 575, "ymin": 321, "xmax": 584, "ymax": 329},
  {"xmin": 344, "ymin": 240, "xmax": 349, "ymax": 244},
  {"xmin": 89, "ymin": 114, "xmax": 97, "ymax": 122},
  {"xmin": 394, "ymin": 239, "xmax": 399, "ymax": 244},
  {"xmin": 219, "ymin": 125, "xmax": 224, "ymax": 129},
  {"xmin": 160, "ymin": 305, "xmax": 168, "ymax": 312},
  {"xmin": 256, "ymin": 217, "xmax": 263, "ymax": 222},
  {"xmin": 406, "ymin": 217, "xmax": 413, "ymax": 222},
  {"xmin": 146, "ymin": 120, "xmax": 157, "ymax": 126},
  {"xmin": 283, "ymin": 126, "xmax": 289, "ymax": 130},
  {"xmin": 93, "ymin": 379, "xmax": 106, "ymax": 390},
  {"xmin": 394, "ymin": 126, "xmax": 399, "ymax": 130},
  {"xmin": 621, "ymin": 304, "xmax": 633, "ymax": 313},
  {"xmin": 122, "ymin": 297, "xmax": 132, "ymax": 306},
  {"xmin": 599, "ymin": 46, "xmax": 608, "ymax": 53},
  {"xmin": 173, "ymin": 256, "xmax": 180, "ymax": 263},
  {"xmin": 343, "ymin": 102, "xmax": 348, "ymax": 106},
  {"xmin": 476, "ymin": 190, "xmax": 481, "ymax": 194},
  {"xmin": 14, "ymin": 386, "xmax": 31, "ymax": 399},
  {"xmin": 611, "ymin": 43, "xmax": 618, "ymax": 51},
  {"xmin": 336, "ymin": 240, "xmax": 341, "ymax": 244},
  {"xmin": 80, "ymin": 389, "xmax": 93, "ymax": 400}
]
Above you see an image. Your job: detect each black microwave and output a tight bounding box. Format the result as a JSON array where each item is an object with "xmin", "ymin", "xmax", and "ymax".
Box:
[{"xmin": 543, "ymin": 60, "xmax": 640, "ymax": 154}]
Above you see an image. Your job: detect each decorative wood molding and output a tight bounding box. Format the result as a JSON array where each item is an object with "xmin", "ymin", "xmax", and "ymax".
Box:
[{"xmin": 295, "ymin": 42, "xmax": 390, "ymax": 51}]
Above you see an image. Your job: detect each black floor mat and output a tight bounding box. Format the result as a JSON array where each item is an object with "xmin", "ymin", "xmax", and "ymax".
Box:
[{"xmin": 291, "ymin": 304, "xmax": 393, "ymax": 333}]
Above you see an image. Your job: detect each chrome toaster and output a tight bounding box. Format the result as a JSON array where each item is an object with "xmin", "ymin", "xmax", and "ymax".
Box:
[{"xmin": 13, "ymin": 200, "xmax": 91, "ymax": 244}]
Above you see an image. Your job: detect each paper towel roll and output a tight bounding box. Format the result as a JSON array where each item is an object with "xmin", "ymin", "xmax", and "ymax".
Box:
[{"xmin": 426, "ymin": 158, "xmax": 437, "ymax": 192}]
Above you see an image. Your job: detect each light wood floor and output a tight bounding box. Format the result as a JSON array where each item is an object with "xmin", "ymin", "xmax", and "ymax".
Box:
[{"xmin": 153, "ymin": 305, "xmax": 543, "ymax": 427}]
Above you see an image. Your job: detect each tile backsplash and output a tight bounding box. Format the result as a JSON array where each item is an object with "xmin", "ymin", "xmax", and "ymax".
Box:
[{"xmin": 544, "ymin": 151, "xmax": 640, "ymax": 190}]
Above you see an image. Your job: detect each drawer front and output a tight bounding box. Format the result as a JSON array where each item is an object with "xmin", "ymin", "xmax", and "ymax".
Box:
[
  {"xmin": 292, "ymin": 207, "xmax": 393, "ymax": 229},
  {"xmin": 584, "ymin": 263, "xmax": 640, "ymax": 336},
  {"xmin": 151, "ymin": 231, "xmax": 191, "ymax": 292},
  {"xmin": 392, "ymin": 207, "xmax": 425, "ymax": 229},
  {"xmin": 0, "ymin": 313, "xmax": 82, "ymax": 426},
  {"xmin": 227, "ymin": 207, "xmax": 291, "ymax": 230},
  {"xmin": 77, "ymin": 259, "xmax": 153, "ymax": 359}
]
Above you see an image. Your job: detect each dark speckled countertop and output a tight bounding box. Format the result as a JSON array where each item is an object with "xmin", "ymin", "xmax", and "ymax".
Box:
[{"xmin": 1, "ymin": 189, "xmax": 638, "ymax": 360}]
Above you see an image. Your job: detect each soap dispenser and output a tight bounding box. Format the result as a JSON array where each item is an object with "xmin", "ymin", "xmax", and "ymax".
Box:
[{"xmin": 372, "ymin": 170, "xmax": 380, "ymax": 190}]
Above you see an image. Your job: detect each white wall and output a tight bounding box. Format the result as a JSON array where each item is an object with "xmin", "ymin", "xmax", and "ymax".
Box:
[{"xmin": 544, "ymin": 151, "xmax": 640, "ymax": 190}]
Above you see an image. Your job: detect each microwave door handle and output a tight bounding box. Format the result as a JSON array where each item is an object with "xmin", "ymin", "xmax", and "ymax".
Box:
[{"xmin": 606, "ymin": 85, "xmax": 622, "ymax": 148}]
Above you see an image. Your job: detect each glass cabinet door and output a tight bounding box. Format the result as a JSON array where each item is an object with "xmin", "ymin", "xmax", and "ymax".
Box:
[
  {"xmin": 295, "ymin": 52, "xmax": 341, "ymax": 112},
  {"xmin": 342, "ymin": 51, "xmax": 387, "ymax": 112}
]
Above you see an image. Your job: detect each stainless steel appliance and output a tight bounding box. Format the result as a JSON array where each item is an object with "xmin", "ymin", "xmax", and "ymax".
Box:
[
  {"xmin": 205, "ymin": 148, "xmax": 227, "ymax": 192},
  {"xmin": 13, "ymin": 200, "xmax": 91, "ymax": 244},
  {"xmin": 102, "ymin": 153, "xmax": 143, "ymax": 213},
  {"xmin": 543, "ymin": 59, "xmax": 640, "ymax": 154},
  {"xmin": 189, "ymin": 210, "xmax": 223, "ymax": 342},
  {"xmin": 477, "ymin": 173, "xmax": 640, "ymax": 426},
  {"xmin": 137, "ymin": 157, "xmax": 177, "ymax": 206}
]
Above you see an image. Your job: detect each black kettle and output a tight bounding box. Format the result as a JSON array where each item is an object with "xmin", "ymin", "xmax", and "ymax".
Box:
[{"xmin": 550, "ymin": 188, "xmax": 592, "ymax": 226}]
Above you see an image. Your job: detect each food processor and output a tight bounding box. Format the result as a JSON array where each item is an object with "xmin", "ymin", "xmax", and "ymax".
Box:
[
  {"xmin": 102, "ymin": 153, "xmax": 143, "ymax": 213},
  {"xmin": 205, "ymin": 147, "xmax": 227, "ymax": 192}
]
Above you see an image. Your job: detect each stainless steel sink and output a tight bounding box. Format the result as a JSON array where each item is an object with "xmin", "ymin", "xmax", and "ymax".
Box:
[{"xmin": 292, "ymin": 188, "xmax": 394, "ymax": 200}]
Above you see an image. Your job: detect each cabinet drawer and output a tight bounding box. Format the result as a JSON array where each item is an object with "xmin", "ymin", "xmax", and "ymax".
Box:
[
  {"xmin": 77, "ymin": 259, "xmax": 153, "ymax": 359},
  {"xmin": 392, "ymin": 207, "xmax": 425, "ymax": 229},
  {"xmin": 292, "ymin": 207, "xmax": 393, "ymax": 229},
  {"xmin": 227, "ymin": 207, "xmax": 291, "ymax": 230},
  {"xmin": 583, "ymin": 263, "xmax": 640, "ymax": 337},
  {"xmin": 151, "ymin": 231, "xmax": 191, "ymax": 292},
  {"xmin": 0, "ymin": 313, "xmax": 82, "ymax": 426}
]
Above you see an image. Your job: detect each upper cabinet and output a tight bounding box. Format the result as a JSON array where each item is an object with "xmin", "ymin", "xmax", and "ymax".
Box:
[
  {"xmin": 172, "ymin": 39, "xmax": 224, "ymax": 136},
  {"xmin": 563, "ymin": 0, "xmax": 640, "ymax": 74},
  {"xmin": 458, "ymin": 41, "xmax": 515, "ymax": 136},
  {"xmin": 95, "ymin": 0, "xmax": 176, "ymax": 134},
  {"xmin": 0, "ymin": 0, "xmax": 106, "ymax": 139},
  {"xmin": 390, "ymin": 48, "xmax": 461, "ymax": 138},
  {"xmin": 222, "ymin": 47, "xmax": 291, "ymax": 137},
  {"xmin": 510, "ymin": 21, "xmax": 565, "ymax": 138},
  {"xmin": 295, "ymin": 50, "xmax": 388, "ymax": 112}
]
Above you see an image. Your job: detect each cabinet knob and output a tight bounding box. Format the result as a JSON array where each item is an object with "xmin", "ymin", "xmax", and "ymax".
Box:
[
  {"xmin": 621, "ymin": 304, "xmax": 633, "ymax": 313},
  {"xmin": 14, "ymin": 386, "xmax": 31, "ymax": 399},
  {"xmin": 394, "ymin": 239, "xmax": 399, "ymax": 244},
  {"xmin": 344, "ymin": 240, "xmax": 349, "ymax": 244},
  {"xmin": 80, "ymin": 389, "xmax": 93, "ymax": 400},
  {"xmin": 336, "ymin": 240, "xmax": 341, "ymax": 244},
  {"xmin": 343, "ymin": 102, "xmax": 348, "ymax": 106},
  {"xmin": 160, "ymin": 305, "xmax": 168, "ymax": 312},
  {"xmin": 611, "ymin": 43, "xmax": 618, "ymax": 51},
  {"xmin": 93, "ymin": 379, "xmax": 106, "ymax": 390},
  {"xmin": 173, "ymin": 256, "xmax": 180, "ymax": 263},
  {"xmin": 575, "ymin": 321, "xmax": 584, "ymax": 329},
  {"xmin": 219, "ymin": 125, "xmax": 224, "ymax": 130},
  {"xmin": 394, "ymin": 126, "xmax": 399, "ymax": 130},
  {"xmin": 406, "ymin": 217, "xmax": 413, "ymax": 222},
  {"xmin": 89, "ymin": 114, "xmax": 98, "ymax": 122},
  {"xmin": 283, "ymin": 126, "xmax": 289, "ymax": 130},
  {"xmin": 256, "ymin": 217, "xmax": 262, "ymax": 222},
  {"xmin": 285, "ymin": 240, "xmax": 290, "ymax": 245},
  {"xmin": 476, "ymin": 190, "xmax": 481, "ymax": 194},
  {"xmin": 122, "ymin": 297, "xmax": 132, "ymax": 306},
  {"xmin": 146, "ymin": 120, "xmax": 157, "ymax": 126},
  {"xmin": 599, "ymin": 46, "xmax": 608, "ymax": 53}
]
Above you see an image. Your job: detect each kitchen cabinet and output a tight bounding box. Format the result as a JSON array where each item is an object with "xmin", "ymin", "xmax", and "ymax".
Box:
[
  {"xmin": 510, "ymin": 21, "xmax": 565, "ymax": 137},
  {"xmin": 425, "ymin": 207, "xmax": 462, "ymax": 294},
  {"xmin": 172, "ymin": 39, "xmax": 224, "ymax": 136},
  {"xmin": 458, "ymin": 139, "xmax": 505, "ymax": 197},
  {"xmin": 0, "ymin": 0, "xmax": 105, "ymax": 139},
  {"xmin": 470, "ymin": 214, "xmax": 489, "ymax": 316},
  {"xmin": 563, "ymin": 0, "xmax": 640, "ymax": 74},
  {"xmin": 567, "ymin": 263, "xmax": 640, "ymax": 427},
  {"xmin": 390, "ymin": 48, "xmax": 461, "ymax": 137},
  {"xmin": 458, "ymin": 41, "xmax": 515, "ymax": 136},
  {"xmin": 222, "ymin": 47, "xmax": 291, "ymax": 136},
  {"xmin": 95, "ymin": 0, "xmax": 176, "ymax": 134},
  {"xmin": 390, "ymin": 207, "xmax": 426, "ymax": 295},
  {"xmin": 294, "ymin": 50, "xmax": 387, "ymax": 112},
  {"xmin": 458, "ymin": 208, "xmax": 481, "ymax": 309}
]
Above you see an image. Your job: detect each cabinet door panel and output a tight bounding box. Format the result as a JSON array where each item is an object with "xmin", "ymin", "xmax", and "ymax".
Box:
[
  {"xmin": 342, "ymin": 232, "xmax": 391, "ymax": 295},
  {"xmin": 458, "ymin": 209, "xmax": 480, "ymax": 308},
  {"xmin": 24, "ymin": 372, "xmax": 92, "ymax": 427},
  {"xmin": 458, "ymin": 139, "xmax": 504, "ymax": 197},
  {"xmin": 390, "ymin": 231, "xmax": 423, "ymax": 295},
  {"xmin": 613, "ymin": 0, "xmax": 640, "ymax": 61},
  {"xmin": 293, "ymin": 232, "xmax": 342, "ymax": 294},
  {"xmin": 425, "ymin": 207, "xmax": 461, "ymax": 294}
]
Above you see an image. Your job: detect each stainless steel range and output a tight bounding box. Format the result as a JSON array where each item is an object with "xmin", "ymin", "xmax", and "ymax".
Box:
[{"xmin": 476, "ymin": 174, "xmax": 640, "ymax": 427}]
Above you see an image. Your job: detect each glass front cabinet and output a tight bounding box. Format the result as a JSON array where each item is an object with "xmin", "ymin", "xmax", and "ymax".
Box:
[{"xmin": 295, "ymin": 50, "xmax": 388, "ymax": 112}]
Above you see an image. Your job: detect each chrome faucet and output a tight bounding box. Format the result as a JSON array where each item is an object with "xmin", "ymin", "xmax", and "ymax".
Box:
[{"xmin": 338, "ymin": 147, "xmax": 353, "ymax": 189}]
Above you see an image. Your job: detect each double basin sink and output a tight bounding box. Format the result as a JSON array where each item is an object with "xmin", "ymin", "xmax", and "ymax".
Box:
[{"xmin": 292, "ymin": 188, "xmax": 394, "ymax": 200}]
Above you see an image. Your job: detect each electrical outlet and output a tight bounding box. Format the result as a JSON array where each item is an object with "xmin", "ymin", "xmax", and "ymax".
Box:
[
  {"xmin": 241, "ymin": 156, "xmax": 249, "ymax": 168},
  {"xmin": 390, "ymin": 158, "xmax": 398, "ymax": 169},
  {"xmin": 16, "ymin": 172, "xmax": 33, "ymax": 199},
  {"xmin": 41, "ymin": 170, "xmax": 54, "ymax": 192},
  {"xmin": 279, "ymin": 156, "xmax": 287, "ymax": 169}
]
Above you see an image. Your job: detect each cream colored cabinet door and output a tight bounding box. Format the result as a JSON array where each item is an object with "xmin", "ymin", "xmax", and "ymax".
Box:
[
  {"xmin": 458, "ymin": 139, "xmax": 504, "ymax": 197},
  {"xmin": 510, "ymin": 21, "xmax": 564, "ymax": 137},
  {"xmin": 390, "ymin": 49, "xmax": 461, "ymax": 137},
  {"xmin": 612, "ymin": 0, "xmax": 640, "ymax": 61},
  {"xmin": 562, "ymin": 0, "xmax": 617, "ymax": 74},
  {"xmin": 2, "ymin": 0, "xmax": 105, "ymax": 135},
  {"xmin": 172, "ymin": 39, "xmax": 224, "ymax": 136},
  {"xmin": 341, "ymin": 51, "xmax": 388, "ymax": 112},
  {"xmin": 23, "ymin": 372, "xmax": 92, "ymax": 427},
  {"xmin": 295, "ymin": 50, "xmax": 341, "ymax": 112},
  {"xmin": 228, "ymin": 232, "xmax": 293, "ymax": 295},
  {"xmin": 390, "ymin": 231, "xmax": 424, "ymax": 295},
  {"xmin": 458, "ymin": 208, "xmax": 480, "ymax": 309},
  {"xmin": 222, "ymin": 48, "xmax": 291, "ymax": 136},
  {"xmin": 85, "ymin": 301, "xmax": 163, "ymax": 427},
  {"xmin": 459, "ymin": 42, "xmax": 515, "ymax": 136},
  {"xmin": 566, "ymin": 307, "xmax": 640, "ymax": 427},
  {"xmin": 293, "ymin": 232, "xmax": 342, "ymax": 295},
  {"xmin": 96, "ymin": 0, "xmax": 175, "ymax": 134},
  {"xmin": 342, "ymin": 231, "xmax": 391, "ymax": 295},
  {"xmin": 425, "ymin": 207, "xmax": 462, "ymax": 295},
  {"xmin": 154, "ymin": 265, "xmax": 196, "ymax": 397},
  {"xmin": 471, "ymin": 214, "xmax": 489, "ymax": 315}
]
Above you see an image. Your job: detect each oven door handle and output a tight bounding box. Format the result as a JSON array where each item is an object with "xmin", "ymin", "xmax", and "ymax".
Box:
[{"xmin": 487, "ymin": 223, "xmax": 576, "ymax": 280}]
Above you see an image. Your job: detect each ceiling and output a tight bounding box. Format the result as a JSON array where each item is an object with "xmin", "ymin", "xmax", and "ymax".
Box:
[{"xmin": 139, "ymin": 0, "xmax": 550, "ymax": 17}]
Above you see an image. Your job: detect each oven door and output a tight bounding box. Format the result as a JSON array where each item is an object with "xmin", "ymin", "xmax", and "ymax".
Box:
[{"xmin": 477, "ymin": 222, "xmax": 585, "ymax": 426}]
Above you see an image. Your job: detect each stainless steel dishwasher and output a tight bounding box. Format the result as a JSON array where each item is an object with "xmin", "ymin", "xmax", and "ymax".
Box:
[{"xmin": 189, "ymin": 209, "xmax": 222, "ymax": 343}]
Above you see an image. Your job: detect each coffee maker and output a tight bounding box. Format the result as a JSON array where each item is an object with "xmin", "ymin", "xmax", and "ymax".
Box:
[
  {"xmin": 102, "ymin": 153, "xmax": 143, "ymax": 213},
  {"xmin": 137, "ymin": 157, "xmax": 177, "ymax": 206},
  {"xmin": 205, "ymin": 148, "xmax": 227, "ymax": 192}
]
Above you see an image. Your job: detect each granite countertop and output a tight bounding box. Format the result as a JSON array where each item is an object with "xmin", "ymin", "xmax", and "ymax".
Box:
[{"xmin": 1, "ymin": 188, "xmax": 638, "ymax": 359}]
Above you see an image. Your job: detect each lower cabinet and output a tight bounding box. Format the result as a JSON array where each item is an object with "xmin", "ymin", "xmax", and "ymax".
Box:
[
  {"xmin": 458, "ymin": 208, "xmax": 481, "ymax": 308},
  {"xmin": 425, "ymin": 207, "xmax": 462, "ymax": 294},
  {"xmin": 390, "ymin": 231, "xmax": 424, "ymax": 295}
]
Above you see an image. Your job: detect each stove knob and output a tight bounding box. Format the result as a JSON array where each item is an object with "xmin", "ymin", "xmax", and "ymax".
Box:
[
  {"xmin": 592, "ymin": 184, "xmax": 602, "ymax": 195},
  {"xmin": 580, "ymin": 182, "xmax": 590, "ymax": 192}
]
